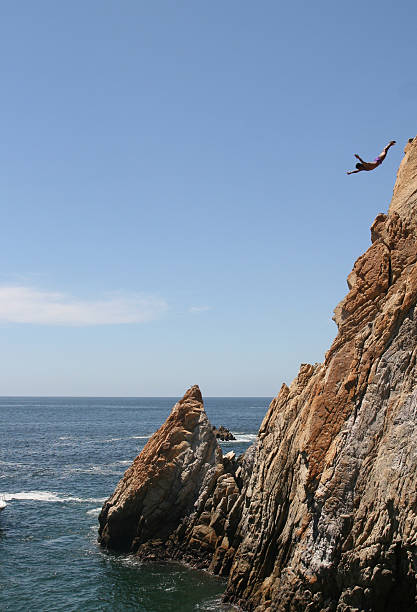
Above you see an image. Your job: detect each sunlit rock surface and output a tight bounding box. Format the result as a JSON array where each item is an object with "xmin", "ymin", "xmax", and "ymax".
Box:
[
  {"xmin": 223, "ymin": 138, "xmax": 417, "ymax": 611},
  {"xmin": 98, "ymin": 385, "xmax": 222, "ymax": 552},
  {"xmin": 100, "ymin": 139, "xmax": 417, "ymax": 611}
]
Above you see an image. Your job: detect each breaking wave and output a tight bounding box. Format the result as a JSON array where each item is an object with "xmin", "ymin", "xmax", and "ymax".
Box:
[
  {"xmin": 2, "ymin": 491, "xmax": 106, "ymax": 503},
  {"xmin": 218, "ymin": 433, "xmax": 258, "ymax": 444},
  {"xmin": 64, "ymin": 465, "xmax": 124, "ymax": 476},
  {"xmin": 86, "ymin": 507, "xmax": 103, "ymax": 516},
  {"xmin": 93, "ymin": 434, "xmax": 151, "ymax": 444}
]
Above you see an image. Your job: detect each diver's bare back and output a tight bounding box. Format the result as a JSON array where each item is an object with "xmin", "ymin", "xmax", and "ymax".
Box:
[{"xmin": 347, "ymin": 140, "xmax": 396, "ymax": 175}]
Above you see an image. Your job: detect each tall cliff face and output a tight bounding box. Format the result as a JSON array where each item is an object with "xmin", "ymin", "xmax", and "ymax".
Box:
[
  {"xmin": 224, "ymin": 138, "xmax": 417, "ymax": 611},
  {"xmin": 100, "ymin": 139, "xmax": 417, "ymax": 611}
]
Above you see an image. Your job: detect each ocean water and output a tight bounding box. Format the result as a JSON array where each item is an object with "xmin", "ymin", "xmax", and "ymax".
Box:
[{"xmin": 0, "ymin": 397, "xmax": 270, "ymax": 611}]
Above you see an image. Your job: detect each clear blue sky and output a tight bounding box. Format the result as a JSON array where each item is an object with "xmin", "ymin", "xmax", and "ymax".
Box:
[{"xmin": 1, "ymin": 1, "xmax": 416, "ymax": 395}]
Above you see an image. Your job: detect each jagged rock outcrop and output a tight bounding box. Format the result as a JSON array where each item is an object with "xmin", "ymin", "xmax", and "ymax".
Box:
[
  {"xmin": 213, "ymin": 425, "xmax": 236, "ymax": 441},
  {"xmin": 100, "ymin": 139, "xmax": 417, "ymax": 611},
  {"xmin": 98, "ymin": 385, "xmax": 252, "ymax": 566},
  {"xmin": 222, "ymin": 138, "xmax": 417, "ymax": 611},
  {"xmin": 98, "ymin": 385, "xmax": 223, "ymax": 552}
]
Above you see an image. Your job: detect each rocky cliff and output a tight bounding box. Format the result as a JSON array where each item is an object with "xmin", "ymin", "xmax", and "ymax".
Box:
[{"xmin": 99, "ymin": 138, "xmax": 417, "ymax": 611}]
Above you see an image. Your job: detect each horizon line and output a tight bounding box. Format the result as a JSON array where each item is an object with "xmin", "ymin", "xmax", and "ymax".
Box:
[{"xmin": 0, "ymin": 394, "xmax": 275, "ymax": 399}]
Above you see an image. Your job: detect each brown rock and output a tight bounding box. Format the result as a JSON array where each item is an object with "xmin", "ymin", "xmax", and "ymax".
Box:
[
  {"xmin": 212, "ymin": 425, "xmax": 236, "ymax": 441},
  {"xmin": 223, "ymin": 138, "xmax": 417, "ymax": 610},
  {"xmin": 98, "ymin": 385, "xmax": 223, "ymax": 552}
]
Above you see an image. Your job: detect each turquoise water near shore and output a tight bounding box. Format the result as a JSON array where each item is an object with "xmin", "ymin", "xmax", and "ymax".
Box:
[{"xmin": 0, "ymin": 397, "xmax": 270, "ymax": 611}]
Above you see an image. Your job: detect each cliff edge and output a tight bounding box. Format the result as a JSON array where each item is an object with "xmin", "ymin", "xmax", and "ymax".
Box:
[
  {"xmin": 223, "ymin": 137, "xmax": 417, "ymax": 611},
  {"xmin": 100, "ymin": 138, "xmax": 417, "ymax": 611}
]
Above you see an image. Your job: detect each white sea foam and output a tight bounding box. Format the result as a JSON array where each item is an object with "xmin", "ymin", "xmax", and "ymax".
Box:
[
  {"xmin": 0, "ymin": 460, "xmax": 26, "ymax": 468},
  {"xmin": 218, "ymin": 433, "xmax": 258, "ymax": 444},
  {"xmin": 195, "ymin": 597, "xmax": 229, "ymax": 611},
  {"xmin": 2, "ymin": 491, "xmax": 106, "ymax": 503},
  {"xmin": 65, "ymin": 465, "xmax": 124, "ymax": 476},
  {"xmin": 95, "ymin": 434, "xmax": 151, "ymax": 444},
  {"xmin": 113, "ymin": 554, "xmax": 142, "ymax": 568},
  {"xmin": 63, "ymin": 460, "xmax": 134, "ymax": 476},
  {"xmin": 114, "ymin": 434, "xmax": 150, "ymax": 442},
  {"xmin": 50, "ymin": 434, "xmax": 151, "ymax": 448},
  {"xmin": 86, "ymin": 507, "xmax": 102, "ymax": 516}
]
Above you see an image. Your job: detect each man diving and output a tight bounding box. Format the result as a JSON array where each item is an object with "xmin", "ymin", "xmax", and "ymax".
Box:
[{"xmin": 347, "ymin": 140, "xmax": 396, "ymax": 175}]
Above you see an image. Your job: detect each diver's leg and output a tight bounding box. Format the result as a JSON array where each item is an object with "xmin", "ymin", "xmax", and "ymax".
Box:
[
  {"xmin": 378, "ymin": 141, "xmax": 396, "ymax": 161},
  {"xmin": 377, "ymin": 149, "xmax": 388, "ymax": 162}
]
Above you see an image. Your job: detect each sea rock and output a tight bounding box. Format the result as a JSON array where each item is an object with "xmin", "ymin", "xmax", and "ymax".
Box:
[
  {"xmin": 212, "ymin": 425, "xmax": 236, "ymax": 441},
  {"xmin": 98, "ymin": 385, "xmax": 223, "ymax": 552},
  {"xmin": 99, "ymin": 385, "xmax": 255, "ymax": 568}
]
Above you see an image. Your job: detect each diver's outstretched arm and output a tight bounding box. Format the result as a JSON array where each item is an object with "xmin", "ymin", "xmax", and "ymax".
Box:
[
  {"xmin": 347, "ymin": 169, "xmax": 362, "ymax": 175},
  {"xmin": 354, "ymin": 154, "xmax": 366, "ymax": 163}
]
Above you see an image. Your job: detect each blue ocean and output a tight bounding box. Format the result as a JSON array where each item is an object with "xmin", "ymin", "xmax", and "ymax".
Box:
[{"xmin": 0, "ymin": 397, "xmax": 270, "ymax": 611}]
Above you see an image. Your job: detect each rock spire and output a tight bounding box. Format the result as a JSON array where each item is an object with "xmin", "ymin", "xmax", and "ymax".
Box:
[{"xmin": 98, "ymin": 385, "xmax": 221, "ymax": 552}]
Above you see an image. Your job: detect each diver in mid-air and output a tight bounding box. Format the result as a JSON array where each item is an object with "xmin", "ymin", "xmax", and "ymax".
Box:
[{"xmin": 347, "ymin": 140, "xmax": 396, "ymax": 175}]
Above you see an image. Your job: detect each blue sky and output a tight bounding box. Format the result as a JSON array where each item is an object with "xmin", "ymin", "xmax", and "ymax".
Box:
[{"xmin": 1, "ymin": 1, "xmax": 416, "ymax": 395}]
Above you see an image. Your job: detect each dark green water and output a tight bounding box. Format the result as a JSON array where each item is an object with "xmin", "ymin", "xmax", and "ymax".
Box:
[{"xmin": 0, "ymin": 397, "xmax": 269, "ymax": 611}]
